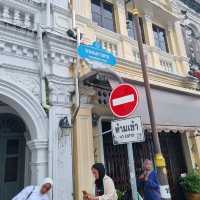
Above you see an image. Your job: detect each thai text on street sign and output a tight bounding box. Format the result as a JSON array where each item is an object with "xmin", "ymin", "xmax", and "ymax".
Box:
[
  {"xmin": 111, "ymin": 116, "xmax": 144, "ymax": 145},
  {"xmin": 109, "ymin": 83, "xmax": 139, "ymax": 118},
  {"xmin": 77, "ymin": 41, "xmax": 116, "ymax": 66}
]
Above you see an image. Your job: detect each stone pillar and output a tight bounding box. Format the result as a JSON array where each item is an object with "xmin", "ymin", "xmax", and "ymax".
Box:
[
  {"xmin": 143, "ymin": 15, "xmax": 159, "ymax": 68},
  {"xmin": 74, "ymin": 104, "xmax": 95, "ymax": 200},
  {"xmin": 173, "ymin": 21, "xmax": 190, "ymax": 76},
  {"xmin": 48, "ymin": 75, "xmax": 74, "ymax": 200},
  {"xmin": 167, "ymin": 24, "xmax": 178, "ymax": 55},
  {"xmin": 190, "ymin": 131, "xmax": 200, "ymax": 172},
  {"xmin": 27, "ymin": 140, "xmax": 48, "ymax": 185},
  {"xmin": 181, "ymin": 131, "xmax": 195, "ymax": 171},
  {"xmin": 75, "ymin": 0, "xmax": 91, "ymax": 19},
  {"xmin": 114, "ymin": 0, "xmax": 133, "ymax": 60},
  {"xmin": 115, "ymin": 0, "xmax": 128, "ymax": 36},
  {"xmin": 167, "ymin": 24, "xmax": 180, "ymax": 74}
]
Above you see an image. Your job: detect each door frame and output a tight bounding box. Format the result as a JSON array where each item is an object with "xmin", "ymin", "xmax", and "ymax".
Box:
[
  {"xmin": 97, "ymin": 116, "xmax": 113, "ymax": 163},
  {"xmin": 0, "ymin": 131, "xmax": 26, "ymax": 200}
]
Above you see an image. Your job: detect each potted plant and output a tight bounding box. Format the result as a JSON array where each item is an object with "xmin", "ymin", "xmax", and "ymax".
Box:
[{"xmin": 180, "ymin": 170, "xmax": 200, "ymax": 200}]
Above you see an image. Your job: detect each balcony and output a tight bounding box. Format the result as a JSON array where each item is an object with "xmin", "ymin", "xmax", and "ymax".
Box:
[
  {"xmin": 0, "ymin": 2, "xmax": 37, "ymax": 30},
  {"xmin": 94, "ymin": 27, "xmax": 178, "ymax": 75}
]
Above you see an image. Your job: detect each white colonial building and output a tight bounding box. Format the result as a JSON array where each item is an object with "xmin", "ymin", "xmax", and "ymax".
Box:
[{"xmin": 0, "ymin": 0, "xmax": 75, "ymax": 200}]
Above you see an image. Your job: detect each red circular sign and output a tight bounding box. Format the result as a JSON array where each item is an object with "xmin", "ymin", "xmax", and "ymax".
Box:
[{"xmin": 109, "ymin": 83, "xmax": 139, "ymax": 118}]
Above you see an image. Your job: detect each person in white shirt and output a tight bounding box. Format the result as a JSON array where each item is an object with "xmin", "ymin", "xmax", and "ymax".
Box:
[
  {"xmin": 86, "ymin": 163, "xmax": 117, "ymax": 200},
  {"xmin": 12, "ymin": 177, "xmax": 53, "ymax": 200}
]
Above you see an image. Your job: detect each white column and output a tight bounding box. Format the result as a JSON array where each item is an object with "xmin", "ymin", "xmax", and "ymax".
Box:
[
  {"xmin": 49, "ymin": 106, "xmax": 73, "ymax": 200},
  {"xmin": 48, "ymin": 76, "xmax": 74, "ymax": 200},
  {"xmin": 27, "ymin": 140, "xmax": 48, "ymax": 185}
]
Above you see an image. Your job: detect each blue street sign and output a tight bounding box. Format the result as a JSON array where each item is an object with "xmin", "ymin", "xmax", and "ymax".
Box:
[{"xmin": 77, "ymin": 41, "xmax": 116, "ymax": 66}]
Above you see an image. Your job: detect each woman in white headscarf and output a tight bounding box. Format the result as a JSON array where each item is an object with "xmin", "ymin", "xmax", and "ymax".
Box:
[{"xmin": 12, "ymin": 177, "xmax": 53, "ymax": 200}]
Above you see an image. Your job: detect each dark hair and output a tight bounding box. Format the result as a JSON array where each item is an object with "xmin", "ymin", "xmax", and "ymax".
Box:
[{"xmin": 92, "ymin": 163, "xmax": 106, "ymax": 196}]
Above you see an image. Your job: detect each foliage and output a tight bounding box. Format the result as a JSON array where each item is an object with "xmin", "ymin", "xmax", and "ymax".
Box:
[
  {"xmin": 180, "ymin": 170, "xmax": 200, "ymax": 193},
  {"xmin": 117, "ymin": 190, "xmax": 124, "ymax": 200}
]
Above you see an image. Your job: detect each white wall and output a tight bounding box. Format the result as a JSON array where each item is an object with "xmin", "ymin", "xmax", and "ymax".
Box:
[{"xmin": 52, "ymin": 0, "xmax": 68, "ymax": 8}]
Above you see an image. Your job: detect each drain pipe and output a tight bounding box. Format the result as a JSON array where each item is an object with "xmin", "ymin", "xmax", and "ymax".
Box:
[
  {"xmin": 70, "ymin": 0, "xmax": 80, "ymax": 123},
  {"xmin": 69, "ymin": 1, "xmax": 81, "ymax": 199},
  {"xmin": 46, "ymin": 0, "xmax": 51, "ymax": 27},
  {"xmin": 72, "ymin": 27, "xmax": 81, "ymax": 122},
  {"xmin": 37, "ymin": 23, "xmax": 50, "ymax": 110}
]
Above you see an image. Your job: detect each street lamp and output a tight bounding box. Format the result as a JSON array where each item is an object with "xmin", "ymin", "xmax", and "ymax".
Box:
[{"xmin": 59, "ymin": 116, "xmax": 72, "ymax": 136}]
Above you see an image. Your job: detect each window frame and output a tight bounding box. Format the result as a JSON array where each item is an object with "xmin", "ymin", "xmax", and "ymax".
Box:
[
  {"xmin": 91, "ymin": 0, "xmax": 116, "ymax": 32},
  {"xmin": 127, "ymin": 12, "xmax": 145, "ymax": 43},
  {"xmin": 152, "ymin": 24, "xmax": 169, "ymax": 53}
]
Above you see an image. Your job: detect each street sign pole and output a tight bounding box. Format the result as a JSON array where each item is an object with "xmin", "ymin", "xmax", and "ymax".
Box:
[
  {"xmin": 129, "ymin": 0, "xmax": 171, "ymax": 199},
  {"xmin": 127, "ymin": 143, "xmax": 138, "ymax": 200},
  {"xmin": 110, "ymin": 81, "xmax": 141, "ymax": 200}
]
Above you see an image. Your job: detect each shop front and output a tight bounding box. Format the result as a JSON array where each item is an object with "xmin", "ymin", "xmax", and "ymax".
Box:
[{"xmin": 73, "ymin": 70, "xmax": 200, "ymax": 200}]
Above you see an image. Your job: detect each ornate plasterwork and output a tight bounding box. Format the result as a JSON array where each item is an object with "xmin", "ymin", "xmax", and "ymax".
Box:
[
  {"xmin": 0, "ymin": 65, "xmax": 41, "ymax": 100},
  {"xmin": 47, "ymin": 75, "xmax": 74, "ymax": 106},
  {"xmin": 0, "ymin": 40, "xmax": 39, "ymax": 60},
  {"xmin": 79, "ymin": 83, "xmax": 96, "ymax": 105},
  {"xmin": 0, "ymin": 39, "xmax": 75, "ymax": 66}
]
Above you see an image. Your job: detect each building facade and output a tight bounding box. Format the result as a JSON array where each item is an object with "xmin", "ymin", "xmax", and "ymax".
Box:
[
  {"xmin": 0, "ymin": 1, "xmax": 74, "ymax": 200},
  {"xmin": 0, "ymin": 1, "xmax": 200, "ymax": 200},
  {"xmin": 73, "ymin": 1, "xmax": 200, "ymax": 200}
]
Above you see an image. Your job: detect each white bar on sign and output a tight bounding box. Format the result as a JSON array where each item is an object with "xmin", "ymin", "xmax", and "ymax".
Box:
[{"xmin": 112, "ymin": 94, "xmax": 134, "ymax": 106}]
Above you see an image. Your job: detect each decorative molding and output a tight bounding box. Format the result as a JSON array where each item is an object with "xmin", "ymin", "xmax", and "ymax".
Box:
[
  {"xmin": 47, "ymin": 75, "xmax": 74, "ymax": 106},
  {"xmin": 79, "ymin": 84, "xmax": 96, "ymax": 105},
  {"xmin": 0, "ymin": 40, "xmax": 39, "ymax": 60},
  {"xmin": 115, "ymin": 0, "xmax": 125, "ymax": 7},
  {"xmin": 0, "ymin": 66, "xmax": 41, "ymax": 100},
  {"xmin": 143, "ymin": 14, "xmax": 153, "ymax": 22},
  {"xmin": 27, "ymin": 140, "xmax": 48, "ymax": 150}
]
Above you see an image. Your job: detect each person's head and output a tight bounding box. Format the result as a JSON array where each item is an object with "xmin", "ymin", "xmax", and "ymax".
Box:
[
  {"xmin": 40, "ymin": 178, "xmax": 53, "ymax": 195},
  {"xmin": 143, "ymin": 159, "xmax": 153, "ymax": 171},
  {"xmin": 91, "ymin": 163, "xmax": 106, "ymax": 181}
]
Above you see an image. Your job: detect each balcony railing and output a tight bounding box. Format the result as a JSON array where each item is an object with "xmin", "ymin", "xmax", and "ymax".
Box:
[
  {"xmin": 0, "ymin": 3, "xmax": 35, "ymax": 29},
  {"xmin": 160, "ymin": 57, "xmax": 175, "ymax": 73},
  {"xmin": 97, "ymin": 38, "xmax": 118, "ymax": 56},
  {"xmin": 96, "ymin": 31, "xmax": 178, "ymax": 74}
]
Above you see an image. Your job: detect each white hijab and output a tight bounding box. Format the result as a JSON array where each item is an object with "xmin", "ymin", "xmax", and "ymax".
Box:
[{"xmin": 41, "ymin": 177, "xmax": 53, "ymax": 188}]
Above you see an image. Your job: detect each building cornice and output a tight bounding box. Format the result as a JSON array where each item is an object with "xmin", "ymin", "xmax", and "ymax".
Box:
[
  {"xmin": 116, "ymin": 58, "xmax": 200, "ymax": 94},
  {"xmin": 179, "ymin": 0, "xmax": 200, "ymax": 13}
]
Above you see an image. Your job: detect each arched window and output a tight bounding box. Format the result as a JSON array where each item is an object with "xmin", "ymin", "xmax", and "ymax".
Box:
[{"xmin": 183, "ymin": 26, "xmax": 200, "ymax": 68}]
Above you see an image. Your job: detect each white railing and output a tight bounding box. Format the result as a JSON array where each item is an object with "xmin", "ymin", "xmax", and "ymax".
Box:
[
  {"xmin": 0, "ymin": 3, "xmax": 35, "ymax": 29},
  {"xmin": 132, "ymin": 48, "xmax": 148, "ymax": 65},
  {"xmin": 97, "ymin": 38, "xmax": 118, "ymax": 56},
  {"xmin": 160, "ymin": 56, "xmax": 175, "ymax": 73}
]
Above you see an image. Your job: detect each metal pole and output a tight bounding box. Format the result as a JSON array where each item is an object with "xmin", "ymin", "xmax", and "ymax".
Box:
[
  {"xmin": 109, "ymin": 72, "xmax": 138, "ymax": 200},
  {"xmin": 127, "ymin": 143, "xmax": 138, "ymax": 200},
  {"xmin": 129, "ymin": 0, "xmax": 171, "ymax": 199}
]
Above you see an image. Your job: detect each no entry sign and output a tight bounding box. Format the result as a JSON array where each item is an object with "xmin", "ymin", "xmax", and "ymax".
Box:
[{"xmin": 109, "ymin": 83, "xmax": 139, "ymax": 118}]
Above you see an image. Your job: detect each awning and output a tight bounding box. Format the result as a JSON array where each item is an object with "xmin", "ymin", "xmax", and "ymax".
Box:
[{"xmin": 132, "ymin": 84, "xmax": 200, "ymax": 131}]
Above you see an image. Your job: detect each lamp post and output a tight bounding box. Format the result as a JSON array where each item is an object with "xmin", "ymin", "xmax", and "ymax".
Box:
[{"xmin": 128, "ymin": 0, "xmax": 171, "ymax": 199}]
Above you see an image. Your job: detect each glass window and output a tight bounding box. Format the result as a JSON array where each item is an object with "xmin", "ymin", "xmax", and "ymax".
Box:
[
  {"xmin": 127, "ymin": 13, "xmax": 137, "ymax": 39},
  {"xmin": 153, "ymin": 24, "xmax": 169, "ymax": 52},
  {"xmin": 127, "ymin": 13, "xmax": 145, "ymax": 43},
  {"xmin": 91, "ymin": 0, "xmax": 115, "ymax": 32}
]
